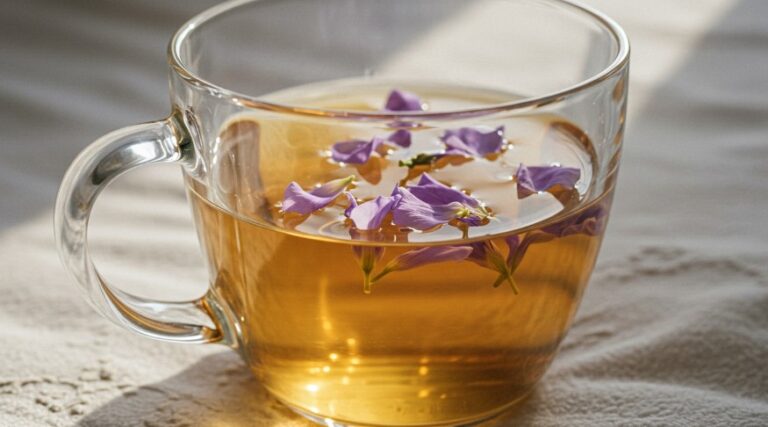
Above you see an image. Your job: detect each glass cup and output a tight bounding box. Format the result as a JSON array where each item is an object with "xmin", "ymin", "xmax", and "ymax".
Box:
[{"xmin": 55, "ymin": 1, "xmax": 629, "ymax": 425}]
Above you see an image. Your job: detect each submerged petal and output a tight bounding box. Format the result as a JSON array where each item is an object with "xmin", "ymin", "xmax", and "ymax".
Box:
[
  {"xmin": 349, "ymin": 195, "xmax": 400, "ymax": 230},
  {"xmin": 466, "ymin": 241, "xmax": 492, "ymax": 269},
  {"xmin": 384, "ymin": 89, "xmax": 424, "ymax": 111},
  {"xmin": 441, "ymin": 126, "xmax": 505, "ymax": 157},
  {"xmin": 514, "ymin": 164, "xmax": 581, "ymax": 199},
  {"xmin": 504, "ymin": 235, "xmax": 521, "ymax": 267},
  {"xmin": 466, "ymin": 239, "xmax": 520, "ymax": 293},
  {"xmin": 281, "ymin": 175, "xmax": 355, "ymax": 215},
  {"xmin": 541, "ymin": 204, "xmax": 608, "ymax": 237},
  {"xmin": 378, "ymin": 246, "xmax": 473, "ymax": 276}
]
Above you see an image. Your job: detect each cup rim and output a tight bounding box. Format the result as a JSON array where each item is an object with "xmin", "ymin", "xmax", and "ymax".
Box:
[{"xmin": 168, "ymin": 0, "xmax": 630, "ymax": 119}]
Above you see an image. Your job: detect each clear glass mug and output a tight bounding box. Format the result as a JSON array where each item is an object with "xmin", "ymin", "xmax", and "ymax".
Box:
[{"xmin": 54, "ymin": 0, "xmax": 628, "ymax": 425}]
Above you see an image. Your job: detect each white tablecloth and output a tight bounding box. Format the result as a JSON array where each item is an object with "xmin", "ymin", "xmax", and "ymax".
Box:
[{"xmin": 1, "ymin": 0, "xmax": 766, "ymax": 425}]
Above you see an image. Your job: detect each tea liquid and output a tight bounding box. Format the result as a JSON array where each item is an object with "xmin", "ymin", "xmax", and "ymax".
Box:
[{"xmin": 186, "ymin": 81, "xmax": 610, "ymax": 425}]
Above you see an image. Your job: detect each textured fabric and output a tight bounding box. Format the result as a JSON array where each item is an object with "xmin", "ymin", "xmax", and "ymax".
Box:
[{"xmin": 1, "ymin": 0, "xmax": 767, "ymax": 425}]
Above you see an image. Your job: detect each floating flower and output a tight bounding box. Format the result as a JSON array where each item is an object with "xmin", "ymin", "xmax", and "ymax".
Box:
[
  {"xmin": 442, "ymin": 126, "xmax": 505, "ymax": 158},
  {"xmin": 370, "ymin": 246, "xmax": 473, "ymax": 285},
  {"xmin": 514, "ymin": 164, "xmax": 581, "ymax": 199},
  {"xmin": 391, "ymin": 175, "xmax": 489, "ymax": 230},
  {"xmin": 407, "ymin": 173, "xmax": 479, "ymax": 208},
  {"xmin": 281, "ymin": 175, "xmax": 355, "ymax": 215},
  {"xmin": 390, "ymin": 187, "xmax": 460, "ymax": 230},
  {"xmin": 348, "ymin": 195, "xmax": 401, "ymax": 230},
  {"xmin": 384, "ymin": 89, "xmax": 424, "ymax": 112},
  {"xmin": 331, "ymin": 130, "xmax": 412, "ymax": 164},
  {"xmin": 331, "ymin": 137, "xmax": 385, "ymax": 164}
]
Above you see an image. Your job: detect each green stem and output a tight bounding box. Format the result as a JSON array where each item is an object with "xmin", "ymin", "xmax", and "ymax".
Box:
[
  {"xmin": 370, "ymin": 268, "xmax": 391, "ymax": 284},
  {"xmin": 363, "ymin": 272, "xmax": 373, "ymax": 294},
  {"xmin": 492, "ymin": 268, "xmax": 520, "ymax": 294}
]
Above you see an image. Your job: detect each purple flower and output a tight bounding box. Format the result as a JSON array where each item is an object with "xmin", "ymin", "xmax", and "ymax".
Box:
[
  {"xmin": 407, "ymin": 173, "xmax": 479, "ymax": 208},
  {"xmin": 441, "ymin": 126, "xmax": 505, "ymax": 158},
  {"xmin": 387, "ymin": 129, "xmax": 412, "ymax": 148},
  {"xmin": 390, "ymin": 187, "xmax": 459, "ymax": 230},
  {"xmin": 384, "ymin": 89, "xmax": 424, "ymax": 112},
  {"xmin": 331, "ymin": 137, "xmax": 385, "ymax": 164},
  {"xmin": 372, "ymin": 246, "xmax": 473, "ymax": 283},
  {"xmin": 281, "ymin": 175, "xmax": 355, "ymax": 215},
  {"xmin": 331, "ymin": 130, "xmax": 411, "ymax": 165},
  {"xmin": 348, "ymin": 195, "xmax": 401, "ymax": 230},
  {"xmin": 514, "ymin": 164, "xmax": 581, "ymax": 199},
  {"xmin": 390, "ymin": 175, "xmax": 489, "ymax": 230}
]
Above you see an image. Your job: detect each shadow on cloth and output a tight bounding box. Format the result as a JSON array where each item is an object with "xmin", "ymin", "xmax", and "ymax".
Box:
[{"xmin": 77, "ymin": 351, "xmax": 309, "ymax": 427}]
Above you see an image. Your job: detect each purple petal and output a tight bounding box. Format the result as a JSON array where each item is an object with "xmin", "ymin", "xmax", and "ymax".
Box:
[
  {"xmin": 442, "ymin": 135, "xmax": 475, "ymax": 157},
  {"xmin": 407, "ymin": 173, "xmax": 480, "ymax": 207},
  {"xmin": 390, "ymin": 187, "xmax": 460, "ymax": 230},
  {"xmin": 514, "ymin": 164, "xmax": 581, "ymax": 199},
  {"xmin": 387, "ymin": 129, "xmax": 412, "ymax": 148},
  {"xmin": 282, "ymin": 176, "xmax": 355, "ymax": 215},
  {"xmin": 331, "ymin": 137, "xmax": 384, "ymax": 164},
  {"xmin": 441, "ymin": 126, "xmax": 504, "ymax": 157},
  {"xmin": 343, "ymin": 192, "xmax": 358, "ymax": 218},
  {"xmin": 384, "ymin": 89, "xmax": 424, "ymax": 111},
  {"xmin": 466, "ymin": 242, "xmax": 492, "ymax": 268},
  {"xmin": 466, "ymin": 240, "xmax": 510, "ymax": 271},
  {"xmin": 507, "ymin": 231, "xmax": 558, "ymax": 272},
  {"xmin": 381, "ymin": 246, "xmax": 472, "ymax": 274},
  {"xmin": 541, "ymin": 204, "xmax": 608, "ymax": 237},
  {"xmin": 504, "ymin": 235, "xmax": 521, "ymax": 266},
  {"xmin": 349, "ymin": 195, "xmax": 400, "ymax": 230}
]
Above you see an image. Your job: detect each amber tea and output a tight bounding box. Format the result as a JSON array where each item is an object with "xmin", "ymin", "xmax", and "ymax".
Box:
[{"xmin": 185, "ymin": 82, "xmax": 613, "ymax": 426}]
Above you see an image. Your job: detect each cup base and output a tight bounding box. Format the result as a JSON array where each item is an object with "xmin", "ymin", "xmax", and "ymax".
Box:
[{"xmin": 281, "ymin": 391, "xmax": 532, "ymax": 427}]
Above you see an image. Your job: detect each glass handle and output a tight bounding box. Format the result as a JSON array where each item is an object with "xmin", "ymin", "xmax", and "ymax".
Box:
[{"xmin": 54, "ymin": 115, "xmax": 235, "ymax": 346}]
